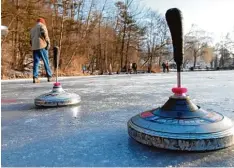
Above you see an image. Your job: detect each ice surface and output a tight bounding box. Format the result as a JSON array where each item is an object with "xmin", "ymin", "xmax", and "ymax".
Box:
[{"xmin": 1, "ymin": 71, "xmax": 234, "ymax": 167}]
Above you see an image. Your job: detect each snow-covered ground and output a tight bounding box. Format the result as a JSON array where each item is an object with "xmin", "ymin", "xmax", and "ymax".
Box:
[{"xmin": 1, "ymin": 71, "xmax": 234, "ymax": 167}]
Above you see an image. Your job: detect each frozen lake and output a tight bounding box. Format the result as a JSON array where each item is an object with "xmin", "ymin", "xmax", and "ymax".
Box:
[{"xmin": 1, "ymin": 71, "xmax": 234, "ymax": 167}]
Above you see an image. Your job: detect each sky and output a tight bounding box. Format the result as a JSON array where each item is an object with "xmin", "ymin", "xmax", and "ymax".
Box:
[{"xmin": 142, "ymin": 0, "xmax": 234, "ymax": 44}]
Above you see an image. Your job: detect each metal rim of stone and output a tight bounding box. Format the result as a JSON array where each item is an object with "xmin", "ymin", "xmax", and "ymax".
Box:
[
  {"xmin": 34, "ymin": 86, "xmax": 81, "ymax": 107},
  {"xmin": 127, "ymin": 93, "xmax": 234, "ymax": 151},
  {"xmin": 128, "ymin": 114, "xmax": 234, "ymax": 151}
]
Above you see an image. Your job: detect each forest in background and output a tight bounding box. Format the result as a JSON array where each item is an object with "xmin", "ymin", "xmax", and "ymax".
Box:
[{"xmin": 1, "ymin": 0, "xmax": 234, "ymax": 79}]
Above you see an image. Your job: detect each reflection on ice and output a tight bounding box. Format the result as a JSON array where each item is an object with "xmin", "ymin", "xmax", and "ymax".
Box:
[{"xmin": 71, "ymin": 106, "xmax": 81, "ymax": 118}]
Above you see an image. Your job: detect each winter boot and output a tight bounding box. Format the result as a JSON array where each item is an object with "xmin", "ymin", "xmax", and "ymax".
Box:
[
  {"xmin": 33, "ymin": 78, "xmax": 40, "ymax": 83},
  {"xmin": 47, "ymin": 77, "xmax": 54, "ymax": 82}
]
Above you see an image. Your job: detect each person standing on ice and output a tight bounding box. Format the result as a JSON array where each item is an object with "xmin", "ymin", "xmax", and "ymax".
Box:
[
  {"xmin": 128, "ymin": 62, "xmax": 132, "ymax": 74},
  {"xmin": 166, "ymin": 61, "xmax": 169, "ymax": 73},
  {"xmin": 82, "ymin": 64, "xmax": 86, "ymax": 74},
  {"xmin": 132, "ymin": 63, "xmax": 137, "ymax": 74},
  {"xmin": 162, "ymin": 62, "xmax": 166, "ymax": 73},
  {"xmin": 30, "ymin": 18, "xmax": 53, "ymax": 83}
]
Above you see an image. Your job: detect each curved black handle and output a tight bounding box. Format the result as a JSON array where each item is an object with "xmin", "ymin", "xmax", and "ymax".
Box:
[
  {"xmin": 53, "ymin": 46, "xmax": 59, "ymax": 69},
  {"xmin": 165, "ymin": 8, "xmax": 184, "ymax": 72}
]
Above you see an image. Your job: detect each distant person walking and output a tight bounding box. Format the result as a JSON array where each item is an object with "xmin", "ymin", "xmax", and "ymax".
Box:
[
  {"xmin": 30, "ymin": 18, "xmax": 53, "ymax": 83},
  {"xmin": 166, "ymin": 62, "xmax": 169, "ymax": 73},
  {"xmin": 162, "ymin": 62, "xmax": 166, "ymax": 73},
  {"xmin": 128, "ymin": 62, "xmax": 132, "ymax": 74},
  {"xmin": 132, "ymin": 63, "xmax": 137, "ymax": 74},
  {"xmin": 82, "ymin": 64, "xmax": 86, "ymax": 74},
  {"xmin": 108, "ymin": 63, "xmax": 113, "ymax": 75}
]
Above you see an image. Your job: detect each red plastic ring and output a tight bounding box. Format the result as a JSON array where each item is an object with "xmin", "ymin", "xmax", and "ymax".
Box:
[
  {"xmin": 54, "ymin": 82, "xmax": 61, "ymax": 86},
  {"xmin": 172, "ymin": 87, "xmax": 187, "ymax": 94}
]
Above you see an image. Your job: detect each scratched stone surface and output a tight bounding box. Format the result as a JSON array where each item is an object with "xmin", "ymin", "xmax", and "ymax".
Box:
[{"xmin": 1, "ymin": 71, "xmax": 234, "ymax": 167}]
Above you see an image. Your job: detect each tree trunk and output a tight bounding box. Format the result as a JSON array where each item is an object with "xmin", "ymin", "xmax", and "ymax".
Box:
[
  {"xmin": 214, "ymin": 55, "xmax": 218, "ymax": 68},
  {"xmin": 98, "ymin": 19, "xmax": 103, "ymax": 74},
  {"xmin": 159, "ymin": 55, "xmax": 162, "ymax": 66},
  {"xmin": 148, "ymin": 54, "xmax": 153, "ymax": 73},
  {"xmin": 210, "ymin": 60, "xmax": 213, "ymax": 68},
  {"xmin": 13, "ymin": 0, "xmax": 20, "ymax": 69},
  {"xmin": 219, "ymin": 56, "xmax": 224, "ymax": 67},
  {"xmin": 125, "ymin": 29, "xmax": 131, "ymax": 69},
  {"xmin": 193, "ymin": 50, "xmax": 197, "ymax": 68},
  {"xmin": 193, "ymin": 56, "xmax": 197, "ymax": 68},
  {"xmin": 120, "ymin": 23, "xmax": 127, "ymax": 70}
]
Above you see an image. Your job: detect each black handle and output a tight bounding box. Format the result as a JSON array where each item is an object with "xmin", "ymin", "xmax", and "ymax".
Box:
[
  {"xmin": 165, "ymin": 8, "xmax": 184, "ymax": 72},
  {"xmin": 53, "ymin": 46, "xmax": 59, "ymax": 69}
]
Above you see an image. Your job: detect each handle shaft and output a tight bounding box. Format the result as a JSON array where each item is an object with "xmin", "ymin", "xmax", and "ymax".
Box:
[{"xmin": 53, "ymin": 46, "xmax": 59, "ymax": 83}]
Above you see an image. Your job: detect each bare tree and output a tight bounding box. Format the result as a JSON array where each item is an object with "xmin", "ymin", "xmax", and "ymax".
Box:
[
  {"xmin": 216, "ymin": 33, "xmax": 234, "ymax": 67},
  {"xmin": 4, "ymin": 0, "xmax": 212, "ymax": 78},
  {"xmin": 141, "ymin": 10, "xmax": 170, "ymax": 72},
  {"xmin": 184, "ymin": 25, "xmax": 213, "ymax": 69}
]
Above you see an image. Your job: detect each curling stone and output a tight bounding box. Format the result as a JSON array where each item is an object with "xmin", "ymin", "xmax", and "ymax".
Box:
[
  {"xmin": 34, "ymin": 46, "xmax": 81, "ymax": 107},
  {"xmin": 34, "ymin": 82, "xmax": 81, "ymax": 107},
  {"xmin": 127, "ymin": 8, "xmax": 234, "ymax": 151},
  {"xmin": 128, "ymin": 87, "xmax": 234, "ymax": 151}
]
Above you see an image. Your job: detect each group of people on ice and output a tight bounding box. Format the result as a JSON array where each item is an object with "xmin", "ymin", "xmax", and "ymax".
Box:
[
  {"xmin": 124, "ymin": 62, "xmax": 138, "ymax": 74},
  {"xmin": 162, "ymin": 61, "xmax": 170, "ymax": 73}
]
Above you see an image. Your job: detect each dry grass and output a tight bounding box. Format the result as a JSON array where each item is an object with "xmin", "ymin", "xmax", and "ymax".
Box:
[
  {"xmin": 151, "ymin": 65, "xmax": 161, "ymax": 73},
  {"xmin": 139, "ymin": 65, "xmax": 161, "ymax": 73},
  {"xmin": 1, "ymin": 52, "xmax": 90, "ymax": 79},
  {"xmin": 61, "ymin": 56, "xmax": 88, "ymax": 76}
]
